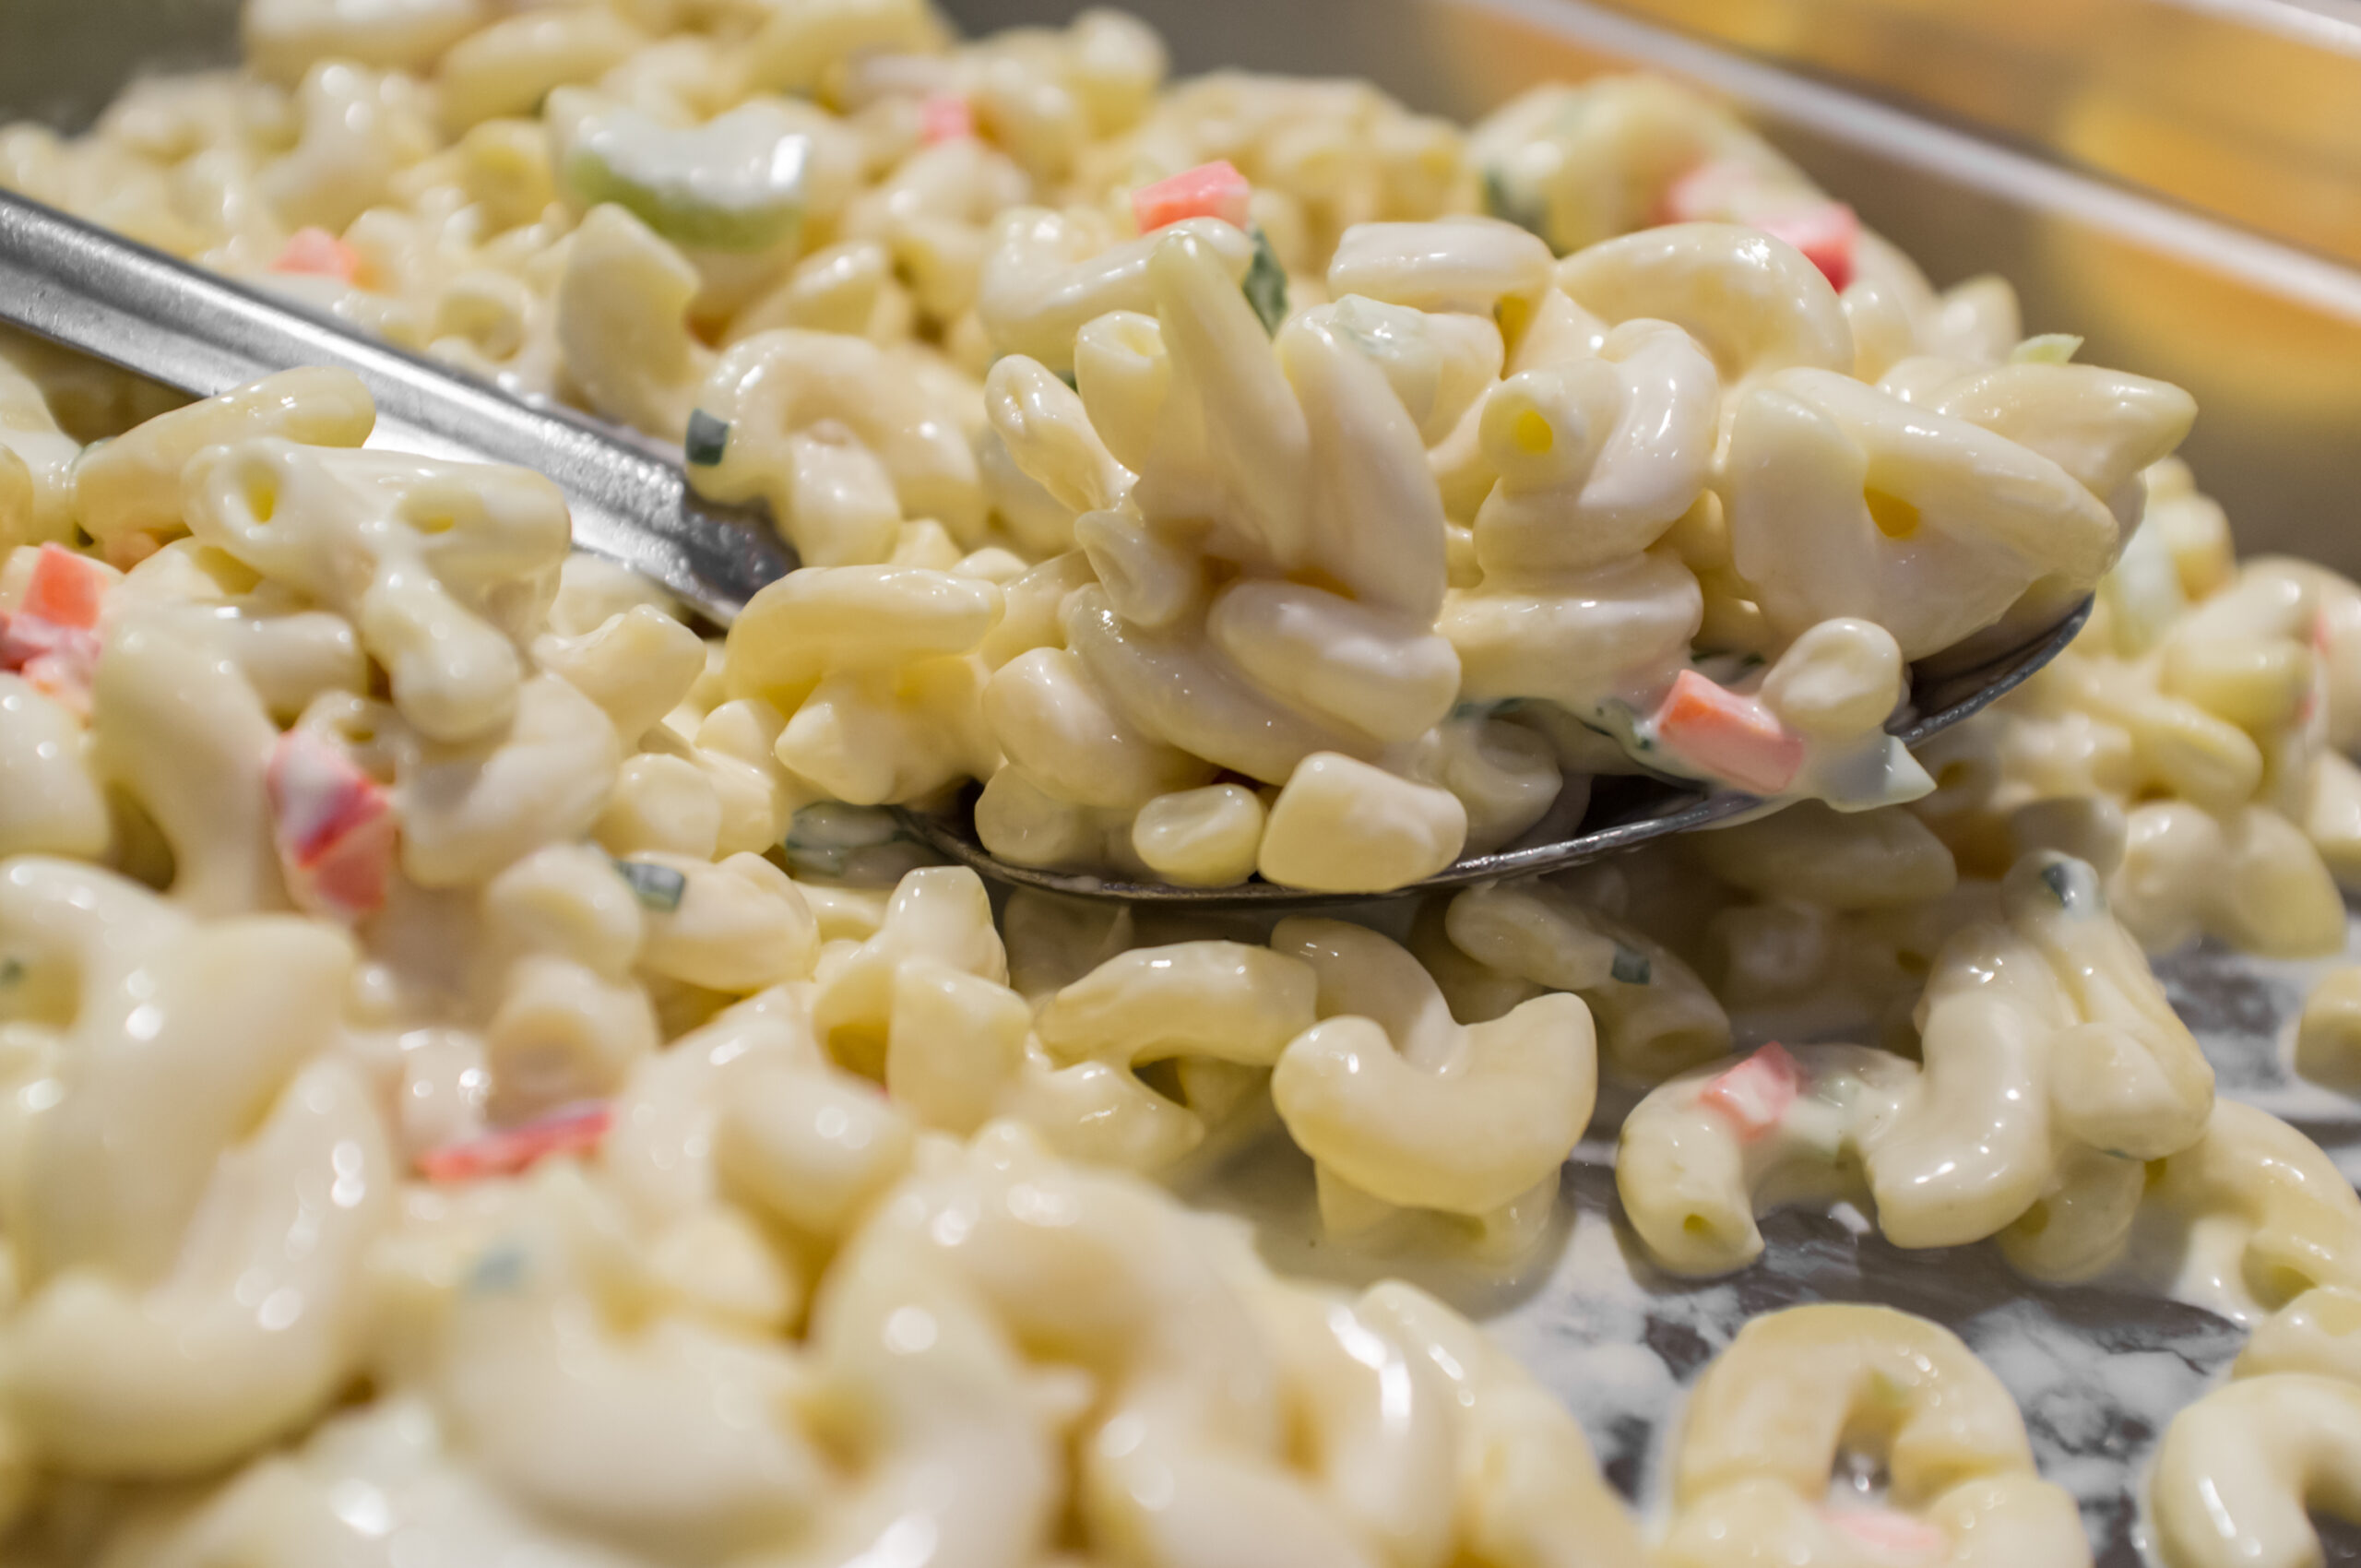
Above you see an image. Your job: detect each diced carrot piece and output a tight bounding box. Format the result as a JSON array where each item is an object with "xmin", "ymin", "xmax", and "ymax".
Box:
[
  {"xmin": 21, "ymin": 543, "xmax": 109, "ymax": 629},
  {"xmin": 273, "ymin": 226, "xmax": 361, "ymax": 283},
  {"xmin": 1757, "ymin": 200, "xmax": 1858, "ymax": 291},
  {"xmin": 417, "ymin": 1102, "xmax": 613, "ymax": 1184},
  {"xmin": 1655, "ymin": 668, "xmax": 1807, "ymax": 795},
  {"xmin": 267, "ymin": 729, "xmax": 397, "ymax": 921},
  {"xmin": 1700, "ymin": 1042, "xmax": 1801, "ymax": 1140},
  {"xmin": 919, "ymin": 93, "xmax": 974, "ymax": 144},
  {"xmin": 1132, "ymin": 160, "xmax": 1252, "ymax": 233},
  {"xmin": 1822, "ymin": 1507, "xmax": 1947, "ymax": 1557}
]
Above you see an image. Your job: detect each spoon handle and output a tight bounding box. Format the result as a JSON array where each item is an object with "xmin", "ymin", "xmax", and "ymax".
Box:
[{"xmin": 0, "ymin": 188, "xmax": 789, "ymax": 622}]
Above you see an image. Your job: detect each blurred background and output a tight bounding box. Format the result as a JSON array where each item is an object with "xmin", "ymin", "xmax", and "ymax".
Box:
[{"xmin": 5, "ymin": 0, "xmax": 2358, "ymax": 565}]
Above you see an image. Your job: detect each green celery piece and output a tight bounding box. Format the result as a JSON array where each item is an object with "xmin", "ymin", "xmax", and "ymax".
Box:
[
  {"xmin": 684, "ymin": 409, "xmax": 730, "ymax": 468},
  {"xmin": 1610, "ymin": 944, "xmax": 1653, "ymax": 986},
  {"xmin": 562, "ymin": 99, "xmax": 812, "ymax": 253},
  {"xmin": 1482, "ymin": 165, "xmax": 1549, "ymax": 243},
  {"xmin": 611, "ymin": 857, "xmax": 687, "ymax": 912},
  {"xmin": 2011, "ymin": 333, "xmax": 2084, "ymax": 365}
]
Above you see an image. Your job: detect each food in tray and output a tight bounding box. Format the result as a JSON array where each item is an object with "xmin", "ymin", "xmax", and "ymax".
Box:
[{"xmin": 0, "ymin": 2, "xmax": 2356, "ymax": 1564}]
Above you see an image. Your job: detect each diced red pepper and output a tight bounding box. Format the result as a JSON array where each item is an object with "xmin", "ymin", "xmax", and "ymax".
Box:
[
  {"xmin": 273, "ymin": 227, "xmax": 361, "ymax": 284},
  {"xmin": 0, "ymin": 547, "xmax": 111, "ymax": 716},
  {"xmin": 1700, "ymin": 1042, "xmax": 1801, "ymax": 1141},
  {"xmin": 267, "ymin": 729, "xmax": 397, "ymax": 921},
  {"xmin": 0, "ymin": 615, "xmax": 100, "ymax": 715},
  {"xmin": 1756, "ymin": 200, "xmax": 1858, "ymax": 292},
  {"xmin": 417, "ymin": 1101, "xmax": 613, "ymax": 1184},
  {"xmin": 1654, "ymin": 668, "xmax": 1806, "ymax": 795},
  {"xmin": 1654, "ymin": 163, "xmax": 1857, "ymax": 291},
  {"xmin": 1822, "ymin": 1507, "xmax": 1946, "ymax": 1557},
  {"xmin": 1132, "ymin": 160, "xmax": 1252, "ymax": 233},
  {"xmin": 21, "ymin": 543, "xmax": 108, "ymax": 630},
  {"xmin": 919, "ymin": 93, "xmax": 974, "ymax": 144}
]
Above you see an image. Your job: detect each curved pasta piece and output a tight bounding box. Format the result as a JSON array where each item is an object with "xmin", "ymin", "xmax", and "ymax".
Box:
[
  {"xmin": 1442, "ymin": 880, "xmax": 1730, "ymax": 1080},
  {"xmin": 1037, "ymin": 941, "xmax": 1317, "ymax": 1070},
  {"xmin": 1270, "ymin": 918, "xmax": 1597, "ymax": 1234},
  {"xmin": 2011, "ymin": 1099, "xmax": 2361, "ymax": 1315},
  {"xmin": 1662, "ymin": 1304, "xmax": 2088, "ymax": 1568},
  {"xmin": 1929, "ymin": 362, "xmax": 2197, "ymax": 529},
  {"xmin": 2152, "ymin": 1374, "xmax": 2361, "ymax": 1568},
  {"xmin": 73, "ymin": 367, "xmax": 377, "ymax": 546},
  {"xmin": 690, "ymin": 330, "xmax": 985, "ymax": 564},
  {"xmin": 1472, "ymin": 317, "xmax": 1718, "ymax": 576},
  {"xmin": 244, "ymin": 0, "xmax": 487, "ymax": 81},
  {"xmin": 1062, "ymin": 584, "xmax": 1370, "ymax": 784},
  {"xmin": 0, "ymin": 861, "xmax": 373, "ymax": 1476},
  {"xmin": 1275, "ymin": 305, "xmax": 1452, "ymax": 623},
  {"xmin": 3, "ymin": 1060, "xmax": 393, "ymax": 1476},
  {"xmin": 1358, "ymin": 1280, "xmax": 1649, "ymax": 1567},
  {"xmin": 1441, "ymin": 547, "xmax": 1703, "ymax": 721},
  {"xmin": 1722, "ymin": 368, "xmax": 2124, "ymax": 659},
  {"xmin": 846, "ymin": 1122, "xmax": 1376, "ymax": 1566},
  {"xmin": 1324, "ymin": 217, "xmax": 1554, "ymax": 316},
  {"xmin": 553, "ymin": 202, "xmax": 712, "ymax": 442},
  {"xmin": 429, "ymin": 1177, "xmax": 826, "ymax": 1560},
  {"xmin": 978, "ymin": 208, "xmax": 1255, "ymax": 372},
  {"xmin": 1555, "ymin": 222, "xmax": 1852, "ymax": 381},
  {"xmin": 1617, "ymin": 1041, "xmax": 1916, "ymax": 1275},
  {"xmin": 0, "ymin": 674, "xmax": 107, "ymax": 860},
  {"xmin": 983, "ymin": 646, "xmax": 1211, "ymax": 809},
  {"xmin": 1619, "ymin": 852, "xmax": 2211, "ymax": 1273},
  {"xmin": 185, "ymin": 438, "xmax": 570, "ymax": 744}
]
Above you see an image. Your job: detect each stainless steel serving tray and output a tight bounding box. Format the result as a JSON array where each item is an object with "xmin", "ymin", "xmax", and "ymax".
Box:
[{"xmin": 6, "ymin": 2, "xmax": 2361, "ymax": 1562}]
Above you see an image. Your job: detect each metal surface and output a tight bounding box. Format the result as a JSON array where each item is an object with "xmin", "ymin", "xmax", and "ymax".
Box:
[
  {"xmin": 0, "ymin": 189, "xmax": 793, "ymax": 623},
  {"xmin": 895, "ymin": 598, "xmax": 2094, "ymax": 905},
  {"xmin": 1548, "ymin": 0, "xmax": 2361, "ymax": 270}
]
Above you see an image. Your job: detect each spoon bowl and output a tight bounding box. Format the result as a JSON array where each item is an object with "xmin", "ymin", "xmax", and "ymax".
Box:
[{"xmin": 891, "ymin": 597, "xmax": 2091, "ymax": 906}]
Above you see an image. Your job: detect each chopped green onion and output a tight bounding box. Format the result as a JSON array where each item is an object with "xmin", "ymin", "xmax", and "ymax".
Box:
[
  {"xmin": 1611, "ymin": 944, "xmax": 1653, "ymax": 986},
  {"xmin": 0, "ymin": 956, "xmax": 21, "ymax": 987},
  {"xmin": 1242, "ymin": 224, "xmax": 1289, "ymax": 336},
  {"xmin": 1481, "ymin": 165, "xmax": 1548, "ymax": 242},
  {"xmin": 2011, "ymin": 333, "xmax": 2083, "ymax": 365},
  {"xmin": 611, "ymin": 857, "xmax": 686, "ymax": 912},
  {"xmin": 684, "ymin": 410, "xmax": 730, "ymax": 468},
  {"xmin": 465, "ymin": 1241, "xmax": 528, "ymax": 1295},
  {"xmin": 2038, "ymin": 858, "xmax": 2099, "ymax": 916}
]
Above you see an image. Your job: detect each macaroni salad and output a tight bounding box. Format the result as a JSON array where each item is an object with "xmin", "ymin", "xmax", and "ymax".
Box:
[
  {"xmin": 0, "ymin": 2, "xmax": 2355, "ymax": 1563},
  {"xmin": 2, "ymin": 0, "xmax": 2199, "ymax": 894}
]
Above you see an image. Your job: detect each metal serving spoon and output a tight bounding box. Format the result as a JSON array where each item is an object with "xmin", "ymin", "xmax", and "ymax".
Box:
[
  {"xmin": 892, "ymin": 599, "xmax": 2087, "ymax": 905},
  {"xmin": 0, "ymin": 188, "xmax": 789, "ymax": 620},
  {"xmin": 0, "ymin": 187, "xmax": 2089, "ymax": 907}
]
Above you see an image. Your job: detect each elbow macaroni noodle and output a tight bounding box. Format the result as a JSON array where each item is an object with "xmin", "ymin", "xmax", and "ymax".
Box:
[
  {"xmin": 0, "ymin": 4, "xmax": 2355, "ymax": 1558},
  {"xmin": 1614, "ymin": 851, "xmax": 2213, "ymax": 1276},
  {"xmin": 1662, "ymin": 1304, "xmax": 2090, "ymax": 1568}
]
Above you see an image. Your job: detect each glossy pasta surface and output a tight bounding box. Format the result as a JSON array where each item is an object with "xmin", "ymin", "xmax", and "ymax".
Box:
[{"xmin": 0, "ymin": 4, "xmax": 2354, "ymax": 1564}]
